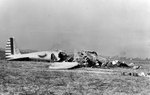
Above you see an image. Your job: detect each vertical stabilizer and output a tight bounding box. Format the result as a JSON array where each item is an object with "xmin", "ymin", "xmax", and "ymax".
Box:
[{"xmin": 5, "ymin": 37, "xmax": 21, "ymax": 58}]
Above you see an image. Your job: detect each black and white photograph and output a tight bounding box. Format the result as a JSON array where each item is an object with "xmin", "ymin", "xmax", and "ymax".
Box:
[{"xmin": 0, "ymin": 0, "xmax": 150, "ymax": 95}]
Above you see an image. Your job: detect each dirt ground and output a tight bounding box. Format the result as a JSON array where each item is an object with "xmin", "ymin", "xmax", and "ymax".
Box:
[{"xmin": 0, "ymin": 60, "xmax": 150, "ymax": 95}]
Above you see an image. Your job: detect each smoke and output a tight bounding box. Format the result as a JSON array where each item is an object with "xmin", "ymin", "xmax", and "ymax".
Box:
[{"xmin": 119, "ymin": 51, "xmax": 127, "ymax": 57}]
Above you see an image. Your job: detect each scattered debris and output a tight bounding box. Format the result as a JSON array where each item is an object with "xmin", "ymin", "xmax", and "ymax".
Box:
[
  {"xmin": 138, "ymin": 72, "xmax": 146, "ymax": 77},
  {"xmin": 128, "ymin": 63, "xmax": 135, "ymax": 67},
  {"xmin": 122, "ymin": 72, "xmax": 150, "ymax": 78},
  {"xmin": 60, "ymin": 50, "xmax": 141, "ymax": 69},
  {"xmin": 100, "ymin": 60, "xmax": 140, "ymax": 69},
  {"xmin": 122, "ymin": 72, "xmax": 139, "ymax": 77},
  {"xmin": 73, "ymin": 50, "xmax": 104, "ymax": 67}
]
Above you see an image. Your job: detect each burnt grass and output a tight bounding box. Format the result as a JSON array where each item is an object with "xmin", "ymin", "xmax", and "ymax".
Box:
[{"xmin": 0, "ymin": 60, "xmax": 150, "ymax": 95}]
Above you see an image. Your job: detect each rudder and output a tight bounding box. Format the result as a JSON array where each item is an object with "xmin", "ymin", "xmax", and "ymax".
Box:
[{"xmin": 5, "ymin": 37, "xmax": 21, "ymax": 58}]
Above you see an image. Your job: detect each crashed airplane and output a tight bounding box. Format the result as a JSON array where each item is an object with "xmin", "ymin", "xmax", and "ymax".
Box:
[
  {"xmin": 5, "ymin": 37, "xmax": 79, "ymax": 69},
  {"xmin": 5, "ymin": 37, "xmax": 140, "ymax": 69}
]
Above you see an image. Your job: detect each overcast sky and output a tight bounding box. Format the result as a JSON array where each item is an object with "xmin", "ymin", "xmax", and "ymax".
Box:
[{"xmin": 0, "ymin": 0, "xmax": 150, "ymax": 58}]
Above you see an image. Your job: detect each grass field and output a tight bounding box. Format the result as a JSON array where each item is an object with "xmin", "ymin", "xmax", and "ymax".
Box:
[{"xmin": 0, "ymin": 60, "xmax": 150, "ymax": 95}]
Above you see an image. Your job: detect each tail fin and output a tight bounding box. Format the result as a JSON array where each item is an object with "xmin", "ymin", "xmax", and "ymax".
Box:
[{"xmin": 5, "ymin": 37, "xmax": 21, "ymax": 58}]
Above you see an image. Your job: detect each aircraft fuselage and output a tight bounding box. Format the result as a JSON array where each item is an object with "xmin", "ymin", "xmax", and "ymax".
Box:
[{"xmin": 7, "ymin": 51, "xmax": 60, "ymax": 61}]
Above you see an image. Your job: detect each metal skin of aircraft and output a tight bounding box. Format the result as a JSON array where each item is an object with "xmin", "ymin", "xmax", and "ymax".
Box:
[{"xmin": 5, "ymin": 37, "xmax": 79, "ymax": 69}]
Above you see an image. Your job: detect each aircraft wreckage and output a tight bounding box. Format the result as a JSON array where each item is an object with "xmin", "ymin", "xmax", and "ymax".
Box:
[{"xmin": 5, "ymin": 37, "xmax": 140, "ymax": 69}]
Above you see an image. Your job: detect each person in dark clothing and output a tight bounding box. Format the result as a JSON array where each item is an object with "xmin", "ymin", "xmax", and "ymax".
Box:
[
  {"xmin": 58, "ymin": 52, "xmax": 68, "ymax": 62},
  {"xmin": 50, "ymin": 53, "xmax": 57, "ymax": 62}
]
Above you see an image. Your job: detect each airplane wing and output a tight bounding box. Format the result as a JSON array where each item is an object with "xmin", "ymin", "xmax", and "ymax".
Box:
[{"xmin": 48, "ymin": 62, "xmax": 79, "ymax": 69}]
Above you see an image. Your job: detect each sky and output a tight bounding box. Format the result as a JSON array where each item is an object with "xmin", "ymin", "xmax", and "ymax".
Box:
[{"xmin": 0, "ymin": 0, "xmax": 150, "ymax": 58}]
